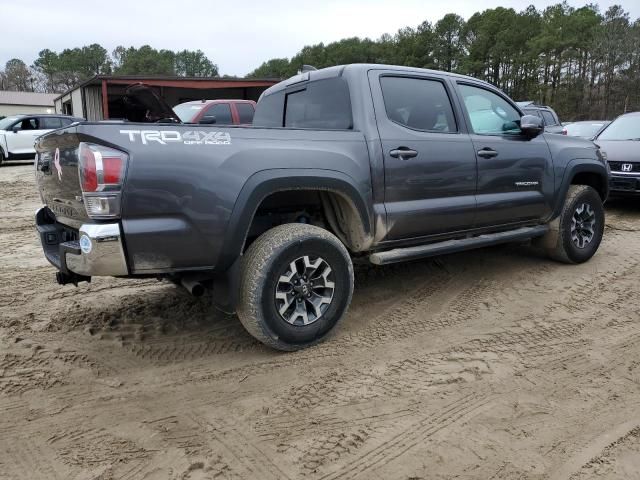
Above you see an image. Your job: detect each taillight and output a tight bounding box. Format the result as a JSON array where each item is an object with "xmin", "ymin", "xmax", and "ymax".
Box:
[
  {"xmin": 78, "ymin": 143, "xmax": 128, "ymax": 219},
  {"xmin": 79, "ymin": 145, "xmax": 98, "ymax": 191}
]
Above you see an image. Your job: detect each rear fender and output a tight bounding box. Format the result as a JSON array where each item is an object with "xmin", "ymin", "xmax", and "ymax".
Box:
[{"xmin": 216, "ymin": 168, "xmax": 373, "ymax": 272}]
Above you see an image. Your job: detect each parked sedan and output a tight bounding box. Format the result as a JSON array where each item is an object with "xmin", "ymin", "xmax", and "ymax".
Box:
[
  {"xmin": 0, "ymin": 114, "xmax": 83, "ymax": 166},
  {"xmin": 594, "ymin": 112, "xmax": 640, "ymax": 195},
  {"xmin": 562, "ymin": 120, "xmax": 610, "ymax": 139}
]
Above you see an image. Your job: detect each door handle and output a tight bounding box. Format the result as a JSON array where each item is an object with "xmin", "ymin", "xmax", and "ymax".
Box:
[
  {"xmin": 390, "ymin": 147, "xmax": 418, "ymax": 160},
  {"xmin": 477, "ymin": 148, "xmax": 498, "ymax": 158}
]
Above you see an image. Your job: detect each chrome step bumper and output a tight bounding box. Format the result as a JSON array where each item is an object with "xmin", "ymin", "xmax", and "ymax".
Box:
[{"xmin": 35, "ymin": 207, "xmax": 128, "ymax": 277}]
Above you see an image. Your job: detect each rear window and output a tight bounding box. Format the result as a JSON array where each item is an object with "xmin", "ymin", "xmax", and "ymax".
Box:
[
  {"xmin": 173, "ymin": 102, "xmax": 204, "ymax": 123},
  {"xmin": 564, "ymin": 122, "xmax": 606, "ymax": 138},
  {"xmin": 253, "ymin": 77, "xmax": 352, "ymax": 130}
]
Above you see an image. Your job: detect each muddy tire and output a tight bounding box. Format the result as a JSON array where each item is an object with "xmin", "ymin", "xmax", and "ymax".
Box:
[
  {"xmin": 543, "ymin": 185, "xmax": 604, "ymax": 264},
  {"xmin": 237, "ymin": 223, "xmax": 354, "ymax": 351}
]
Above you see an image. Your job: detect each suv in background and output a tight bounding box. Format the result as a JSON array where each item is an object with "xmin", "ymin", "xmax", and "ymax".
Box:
[
  {"xmin": 173, "ymin": 99, "xmax": 256, "ymax": 125},
  {"xmin": 0, "ymin": 114, "xmax": 83, "ymax": 165},
  {"xmin": 516, "ymin": 101, "xmax": 563, "ymax": 134}
]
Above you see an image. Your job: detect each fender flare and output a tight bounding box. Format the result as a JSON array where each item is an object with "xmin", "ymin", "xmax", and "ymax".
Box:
[
  {"xmin": 549, "ymin": 158, "xmax": 609, "ymax": 220},
  {"xmin": 216, "ymin": 168, "xmax": 373, "ymax": 272}
]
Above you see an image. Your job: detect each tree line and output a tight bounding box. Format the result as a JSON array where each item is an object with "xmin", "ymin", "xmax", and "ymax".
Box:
[
  {"xmin": 1, "ymin": 3, "xmax": 638, "ymax": 121},
  {"xmin": 0, "ymin": 45, "xmax": 218, "ymax": 94},
  {"xmin": 248, "ymin": 3, "xmax": 640, "ymax": 121}
]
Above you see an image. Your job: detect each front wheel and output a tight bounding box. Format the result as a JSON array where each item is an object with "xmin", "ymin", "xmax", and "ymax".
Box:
[
  {"xmin": 544, "ymin": 185, "xmax": 605, "ymax": 264},
  {"xmin": 237, "ymin": 224, "xmax": 354, "ymax": 351},
  {"xmin": 0, "ymin": 150, "xmax": 5, "ymax": 166}
]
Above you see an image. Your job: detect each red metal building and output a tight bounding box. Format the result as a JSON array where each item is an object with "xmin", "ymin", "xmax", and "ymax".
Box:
[{"xmin": 54, "ymin": 75, "xmax": 279, "ymax": 121}]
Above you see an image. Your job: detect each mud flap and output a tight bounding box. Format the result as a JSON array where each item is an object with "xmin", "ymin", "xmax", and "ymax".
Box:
[
  {"xmin": 534, "ymin": 217, "xmax": 560, "ymax": 249},
  {"xmin": 211, "ymin": 257, "xmax": 242, "ymax": 314}
]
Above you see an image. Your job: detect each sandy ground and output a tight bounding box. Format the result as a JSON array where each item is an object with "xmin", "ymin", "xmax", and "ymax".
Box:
[{"xmin": 1, "ymin": 162, "xmax": 640, "ymax": 480}]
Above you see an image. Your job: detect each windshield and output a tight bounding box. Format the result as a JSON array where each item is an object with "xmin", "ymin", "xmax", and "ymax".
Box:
[
  {"xmin": 565, "ymin": 122, "xmax": 607, "ymax": 138},
  {"xmin": 0, "ymin": 116, "xmax": 21, "ymax": 130},
  {"xmin": 173, "ymin": 103, "xmax": 205, "ymax": 123},
  {"xmin": 597, "ymin": 115, "xmax": 640, "ymax": 140}
]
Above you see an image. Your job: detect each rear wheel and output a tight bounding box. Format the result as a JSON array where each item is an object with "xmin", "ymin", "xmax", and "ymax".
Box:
[
  {"xmin": 237, "ymin": 223, "xmax": 354, "ymax": 351},
  {"xmin": 545, "ymin": 185, "xmax": 604, "ymax": 264}
]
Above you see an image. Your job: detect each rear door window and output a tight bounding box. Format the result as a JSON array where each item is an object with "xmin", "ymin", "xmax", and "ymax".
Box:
[
  {"xmin": 541, "ymin": 110, "xmax": 557, "ymax": 126},
  {"xmin": 284, "ymin": 77, "xmax": 352, "ymax": 129},
  {"xmin": 204, "ymin": 103, "xmax": 233, "ymax": 124},
  {"xmin": 379, "ymin": 76, "xmax": 456, "ymax": 132},
  {"xmin": 236, "ymin": 103, "xmax": 255, "ymax": 124},
  {"xmin": 40, "ymin": 117, "xmax": 63, "ymax": 129}
]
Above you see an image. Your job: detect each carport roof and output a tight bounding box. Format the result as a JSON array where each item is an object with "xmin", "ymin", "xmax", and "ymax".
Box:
[
  {"xmin": 0, "ymin": 90, "xmax": 57, "ymax": 106},
  {"xmin": 54, "ymin": 75, "xmax": 281, "ymax": 101}
]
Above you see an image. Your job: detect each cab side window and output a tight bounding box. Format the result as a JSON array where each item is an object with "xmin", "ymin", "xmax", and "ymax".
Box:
[
  {"xmin": 40, "ymin": 117, "xmax": 63, "ymax": 129},
  {"xmin": 379, "ymin": 76, "xmax": 456, "ymax": 132},
  {"xmin": 458, "ymin": 84, "xmax": 521, "ymax": 135}
]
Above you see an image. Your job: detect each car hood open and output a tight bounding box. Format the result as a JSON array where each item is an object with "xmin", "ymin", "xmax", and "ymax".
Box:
[{"xmin": 122, "ymin": 84, "xmax": 181, "ymax": 123}]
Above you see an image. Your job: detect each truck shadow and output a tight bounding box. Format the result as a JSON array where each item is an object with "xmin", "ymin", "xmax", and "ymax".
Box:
[{"xmin": 64, "ymin": 236, "xmax": 581, "ymax": 366}]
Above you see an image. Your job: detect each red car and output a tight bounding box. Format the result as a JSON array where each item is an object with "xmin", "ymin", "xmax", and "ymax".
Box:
[{"xmin": 173, "ymin": 99, "xmax": 256, "ymax": 125}]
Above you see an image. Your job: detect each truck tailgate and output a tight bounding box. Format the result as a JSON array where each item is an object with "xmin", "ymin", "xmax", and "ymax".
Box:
[{"xmin": 35, "ymin": 128, "xmax": 90, "ymax": 228}]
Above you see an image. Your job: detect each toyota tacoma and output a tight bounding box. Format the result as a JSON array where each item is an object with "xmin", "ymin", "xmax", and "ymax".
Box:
[{"xmin": 34, "ymin": 64, "xmax": 610, "ymax": 350}]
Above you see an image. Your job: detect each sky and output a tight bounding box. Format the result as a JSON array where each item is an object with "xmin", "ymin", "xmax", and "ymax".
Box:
[{"xmin": 2, "ymin": 0, "xmax": 639, "ymax": 77}]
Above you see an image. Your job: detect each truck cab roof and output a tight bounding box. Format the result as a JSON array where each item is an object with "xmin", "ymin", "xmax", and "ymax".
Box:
[{"xmin": 261, "ymin": 63, "xmax": 496, "ymax": 98}]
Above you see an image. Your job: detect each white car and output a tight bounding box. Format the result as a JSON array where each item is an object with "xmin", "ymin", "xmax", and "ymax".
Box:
[{"xmin": 0, "ymin": 114, "xmax": 83, "ymax": 165}]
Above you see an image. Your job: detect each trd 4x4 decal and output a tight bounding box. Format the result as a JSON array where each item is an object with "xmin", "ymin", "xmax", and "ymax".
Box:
[{"xmin": 120, "ymin": 130, "xmax": 231, "ymax": 145}]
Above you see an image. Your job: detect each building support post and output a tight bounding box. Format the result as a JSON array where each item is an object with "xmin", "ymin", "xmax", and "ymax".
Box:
[{"xmin": 101, "ymin": 80, "xmax": 109, "ymax": 120}]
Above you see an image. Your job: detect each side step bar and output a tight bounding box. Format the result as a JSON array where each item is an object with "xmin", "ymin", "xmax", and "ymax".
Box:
[{"xmin": 369, "ymin": 225, "xmax": 549, "ymax": 265}]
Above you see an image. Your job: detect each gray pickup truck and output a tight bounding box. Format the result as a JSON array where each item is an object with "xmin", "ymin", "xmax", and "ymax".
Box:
[{"xmin": 35, "ymin": 64, "xmax": 610, "ymax": 350}]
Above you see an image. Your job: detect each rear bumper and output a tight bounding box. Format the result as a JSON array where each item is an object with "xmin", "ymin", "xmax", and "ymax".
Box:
[
  {"xmin": 609, "ymin": 173, "xmax": 640, "ymax": 195},
  {"xmin": 35, "ymin": 207, "xmax": 128, "ymax": 277}
]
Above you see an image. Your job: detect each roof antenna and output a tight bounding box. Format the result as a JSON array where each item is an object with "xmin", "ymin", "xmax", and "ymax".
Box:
[{"xmin": 300, "ymin": 65, "xmax": 317, "ymax": 73}]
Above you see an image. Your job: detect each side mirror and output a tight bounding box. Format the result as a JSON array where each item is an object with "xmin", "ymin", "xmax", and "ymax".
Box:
[
  {"xmin": 11, "ymin": 125, "xmax": 20, "ymax": 133},
  {"xmin": 199, "ymin": 115, "xmax": 217, "ymax": 125},
  {"xmin": 520, "ymin": 115, "xmax": 543, "ymax": 138}
]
